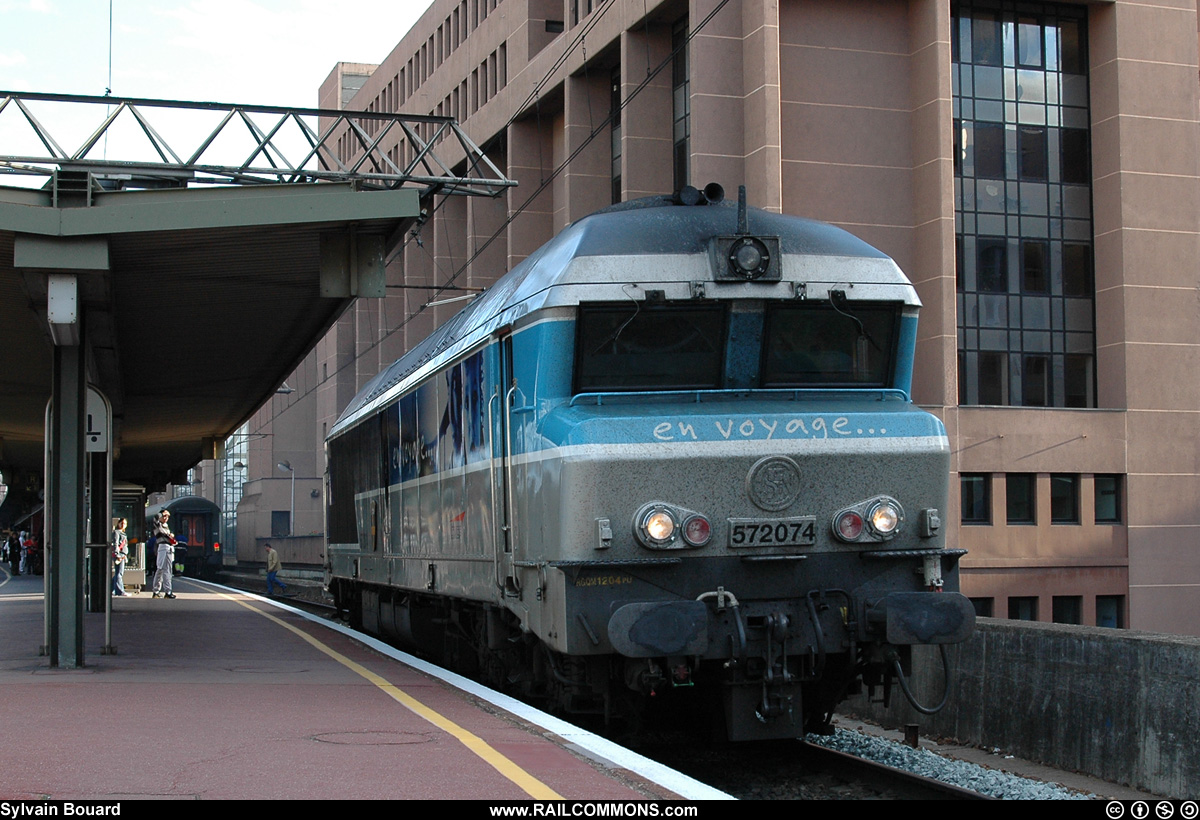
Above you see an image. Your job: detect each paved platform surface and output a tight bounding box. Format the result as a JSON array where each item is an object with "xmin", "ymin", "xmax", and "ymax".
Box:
[{"xmin": 0, "ymin": 569, "xmax": 727, "ymax": 801}]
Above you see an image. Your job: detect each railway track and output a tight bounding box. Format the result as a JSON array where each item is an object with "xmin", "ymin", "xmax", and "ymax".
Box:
[
  {"xmin": 801, "ymin": 742, "xmax": 994, "ymax": 800},
  {"xmin": 626, "ymin": 732, "xmax": 994, "ymax": 800}
]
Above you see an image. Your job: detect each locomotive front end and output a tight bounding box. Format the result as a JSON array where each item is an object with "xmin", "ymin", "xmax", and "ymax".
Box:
[{"xmin": 521, "ymin": 193, "xmax": 975, "ymax": 739}]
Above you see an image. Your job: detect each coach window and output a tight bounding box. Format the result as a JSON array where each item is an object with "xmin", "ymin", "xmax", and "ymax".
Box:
[
  {"xmin": 574, "ymin": 302, "xmax": 726, "ymax": 392},
  {"xmin": 961, "ymin": 473, "xmax": 991, "ymax": 524}
]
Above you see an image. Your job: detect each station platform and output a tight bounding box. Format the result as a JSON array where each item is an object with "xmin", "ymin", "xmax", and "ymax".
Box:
[{"xmin": 0, "ymin": 568, "xmax": 731, "ymax": 801}]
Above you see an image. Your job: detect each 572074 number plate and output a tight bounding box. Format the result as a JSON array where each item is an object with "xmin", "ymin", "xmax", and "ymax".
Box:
[{"xmin": 728, "ymin": 517, "xmax": 816, "ymax": 547}]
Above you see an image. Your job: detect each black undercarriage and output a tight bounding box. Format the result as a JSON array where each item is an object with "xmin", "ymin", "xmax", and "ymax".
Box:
[{"xmin": 330, "ymin": 578, "xmax": 906, "ymax": 742}]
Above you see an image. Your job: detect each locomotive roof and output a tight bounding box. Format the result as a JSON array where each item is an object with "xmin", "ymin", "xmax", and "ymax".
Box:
[
  {"xmin": 145, "ymin": 495, "xmax": 220, "ymax": 518},
  {"xmin": 331, "ymin": 199, "xmax": 917, "ymax": 437}
]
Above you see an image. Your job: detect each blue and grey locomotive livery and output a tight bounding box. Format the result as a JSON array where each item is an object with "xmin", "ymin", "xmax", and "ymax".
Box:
[{"xmin": 325, "ymin": 187, "xmax": 974, "ymax": 741}]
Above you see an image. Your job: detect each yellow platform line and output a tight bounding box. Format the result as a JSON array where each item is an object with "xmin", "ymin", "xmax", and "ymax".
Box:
[{"xmin": 215, "ymin": 589, "xmax": 563, "ymax": 800}]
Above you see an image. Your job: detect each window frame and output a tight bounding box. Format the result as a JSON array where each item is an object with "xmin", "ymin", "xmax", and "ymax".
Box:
[
  {"xmin": 961, "ymin": 473, "xmax": 992, "ymax": 525},
  {"xmin": 572, "ymin": 301, "xmax": 728, "ymax": 394},
  {"xmin": 1050, "ymin": 473, "xmax": 1080, "ymax": 524}
]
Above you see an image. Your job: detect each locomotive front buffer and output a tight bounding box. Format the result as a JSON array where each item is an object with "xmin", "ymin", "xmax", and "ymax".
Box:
[{"xmin": 603, "ymin": 581, "xmax": 974, "ymax": 740}]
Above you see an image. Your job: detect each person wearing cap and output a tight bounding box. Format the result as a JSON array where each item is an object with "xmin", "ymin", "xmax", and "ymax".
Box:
[
  {"xmin": 150, "ymin": 511, "xmax": 177, "ymax": 599},
  {"xmin": 264, "ymin": 542, "xmax": 289, "ymax": 597}
]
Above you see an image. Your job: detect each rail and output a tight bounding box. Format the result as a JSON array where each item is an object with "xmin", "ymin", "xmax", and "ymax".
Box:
[{"xmin": 0, "ymin": 90, "xmax": 515, "ymax": 196}]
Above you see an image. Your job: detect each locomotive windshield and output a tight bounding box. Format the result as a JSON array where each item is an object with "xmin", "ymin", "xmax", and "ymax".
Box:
[
  {"xmin": 761, "ymin": 303, "xmax": 898, "ymax": 387},
  {"xmin": 574, "ymin": 303, "xmax": 727, "ymax": 391},
  {"xmin": 574, "ymin": 299, "xmax": 900, "ymax": 394}
]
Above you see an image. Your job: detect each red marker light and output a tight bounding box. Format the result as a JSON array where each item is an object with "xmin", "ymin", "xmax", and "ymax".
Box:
[
  {"xmin": 836, "ymin": 511, "xmax": 864, "ymax": 541},
  {"xmin": 682, "ymin": 515, "xmax": 712, "ymax": 547}
]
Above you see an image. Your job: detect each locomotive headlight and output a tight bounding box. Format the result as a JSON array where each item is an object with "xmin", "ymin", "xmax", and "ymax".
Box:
[
  {"xmin": 727, "ymin": 236, "xmax": 772, "ymax": 280},
  {"xmin": 641, "ymin": 507, "xmax": 678, "ymax": 545},
  {"xmin": 832, "ymin": 496, "xmax": 905, "ymax": 542},
  {"xmin": 867, "ymin": 499, "xmax": 904, "ymax": 539}
]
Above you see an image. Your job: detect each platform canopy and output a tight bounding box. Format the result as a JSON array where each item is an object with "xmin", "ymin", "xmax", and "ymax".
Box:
[{"xmin": 0, "ymin": 91, "xmax": 514, "ymax": 488}]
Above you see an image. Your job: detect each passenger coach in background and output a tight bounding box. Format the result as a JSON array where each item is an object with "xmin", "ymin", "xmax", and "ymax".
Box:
[{"xmin": 325, "ymin": 185, "xmax": 975, "ymax": 741}]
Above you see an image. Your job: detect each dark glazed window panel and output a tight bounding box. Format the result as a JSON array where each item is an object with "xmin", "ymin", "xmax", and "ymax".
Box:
[
  {"xmin": 1095, "ymin": 474, "xmax": 1122, "ymax": 523},
  {"xmin": 761, "ymin": 304, "xmax": 898, "ymax": 387},
  {"xmin": 1019, "ymin": 126, "xmax": 1048, "ymax": 180},
  {"xmin": 1064, "ymin": 354, "xmax": 1091, "ymax": 408},
  {"xmin": 1061, "ymin": 128, "xmax": 1090, "ymax": 184},
  {"xmin": 978, "ymin": 351, "xmax": 1006, "ymax": 405},
  {"xmin": 271, "ymin": 511, "xmax": 291, "ymax": 538},
  {"xmin": 961, "ymin": 473, "xmax": 991, "ymax": 524},
  {"xmin": 970, "ymin": 597, "xmax": 995, "ymax": 617},
  {"xmin": 1050, "ymin": 474, "xmax": 1079, "ymax": 523},
  {"xmin": 973, "ymin": 123, "xmax": 1006, "ymax": 178},
  {"xmin": 1006, "ymin": 473, "xmax": 1036, "ymax": 523},
  {"xmin": 956, "ymin": 236, "xmax": 965, "ymax": 292},
  {"xmin": 1096, "ymin": 595, "xmax": 1124, "ymax": 628},
  {"xmin": 575, "ymin": 303, "xmax": 726, "ymax": 392},
  {"xmin": 1023, "ymin": 355, "xmax": 1049, "ymax": 407},
  {"xmin": 1059, "ymin": 18, "xmax": 1084, "ymax": 74},
  {"xmin": 1008, "ymin": 596, "xmax": 1038, "ymax": 621},
  {"xmin": 1062, "ymin": 243, "xmax": 1093, "ymax": 296},
  {"xmin": 977, "ymin": 237, "xmax": 1008, "ymax": 292},
  {"xmin": 1052, "ymin": 596, "xmax": 1082, "ymax": 625},
  {"xmin": 971, "ymin": 11, "xmax": 1002, "ymax": 66},
  {"xmin": 957, "ymin": 350, "xmax": 968, "ymax": 405},
  {"xmin": 1022, "ymin": 240, "xmax": 1048, "ymax": 293}
]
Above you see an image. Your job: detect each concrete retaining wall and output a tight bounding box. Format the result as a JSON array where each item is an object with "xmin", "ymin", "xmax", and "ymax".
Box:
[{"xmin": 843, "ymin": 618, "xmax": 1200, "ymax": 799}]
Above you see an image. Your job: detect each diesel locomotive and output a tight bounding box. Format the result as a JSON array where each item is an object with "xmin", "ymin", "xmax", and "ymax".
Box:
[{"xmin": 325, "ymin": 186, "xmax": 974, "ymax": 741}]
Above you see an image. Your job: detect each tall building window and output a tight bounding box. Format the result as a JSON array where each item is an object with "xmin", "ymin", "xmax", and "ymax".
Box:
[
  {"xmin": 1008, "ymin": 596, "xmax": 1038, "ymax": 621},
  {"xmin": 961, "ymin": 473, "xmax": 991, "ymax": 524},
  {"xmin": 1006, "ymin": 473, "xmax": 1036, "ymax": 524},
  {"xmin": 1094, "ymin": 474, "xmax": 1122, "ymax": 523},
  {"xmin": 953, "ymin": 2, "xmax": 1095, "ymax": 407},
  {"xmin": 1096, "ymin": 595, "xmax": 1124, "ymax": 628},
  {"xmin": 1052, "ymin": 595, "xmax": 1082, "ymax": 625},
  {"xmin": 970, "ymin": 597, "xmax": 995, "ymax": 617},
  {"xmin": 611, "ymin": 68, "xmax": 622, "ymax": 204},
  {"xmin": 1050, "ymin": 473, "xmax": 1079, "ymax": 523},
  {"xmin": 672, "ymin": 17, "xmax": 690, "ymax": 191}
]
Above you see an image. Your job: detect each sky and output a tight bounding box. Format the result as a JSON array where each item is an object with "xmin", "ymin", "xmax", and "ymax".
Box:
[{"xmin": 0, "ymin": 0, "xmax": 435, "ymax": 182}]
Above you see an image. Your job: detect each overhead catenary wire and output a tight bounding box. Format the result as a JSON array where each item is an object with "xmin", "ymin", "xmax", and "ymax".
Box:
[{"xmin": 387, "ymin": 0, "xmax": 735, "ymax": 340}]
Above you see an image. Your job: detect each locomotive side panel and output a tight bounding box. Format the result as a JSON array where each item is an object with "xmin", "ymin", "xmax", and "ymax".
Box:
[{"xmin": 330, "ymin": 344, "xmax": 506, "ymax": 604}]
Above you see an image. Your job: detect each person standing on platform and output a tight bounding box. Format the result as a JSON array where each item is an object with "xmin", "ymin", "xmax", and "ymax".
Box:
[
  {"xmin": 150, "ymin": 511, "xmax": 177, "ymax": 599},
  {"xmin": 264, "ymin": 542, "xmax": 289, "ymax": 597},
  {"xmin": 5, "ymin": 532, "xmax": 19, "ymax": 575},
  {"xmin": 111, "ymin": 518, "xmax": 130, "ymax": 597}
]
